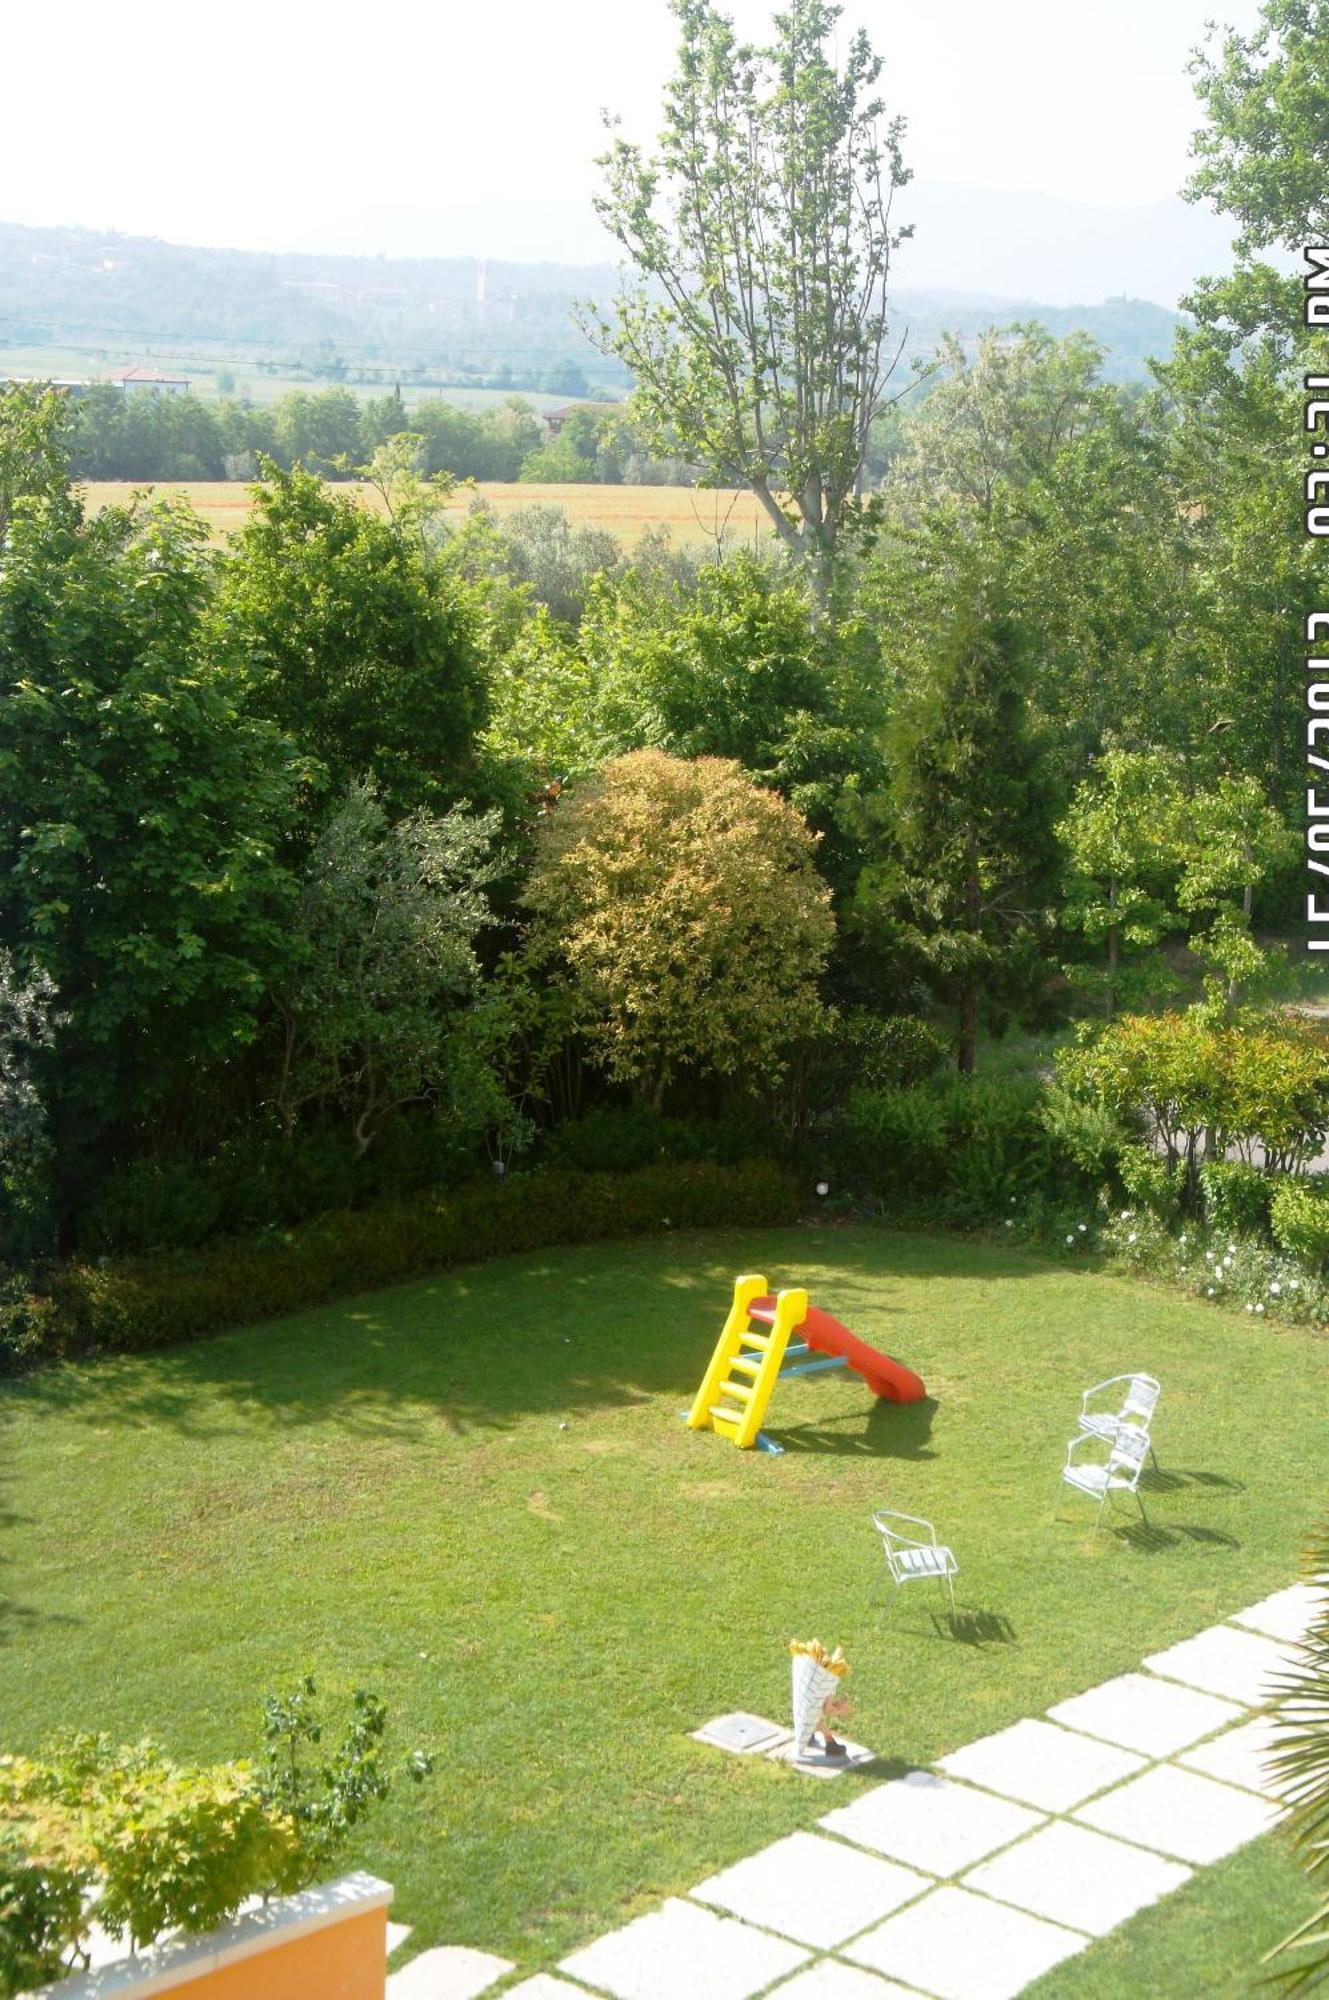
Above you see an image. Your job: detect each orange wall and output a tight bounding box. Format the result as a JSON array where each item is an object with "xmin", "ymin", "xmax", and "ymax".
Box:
[{"xmin": 166, "ymin": 1907, "xmax": 386, "ymax": 2000}]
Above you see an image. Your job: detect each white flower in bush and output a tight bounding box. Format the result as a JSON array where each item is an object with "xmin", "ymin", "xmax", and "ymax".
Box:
[
  {"xmin": 1245, "ymin": 1303, "xmax": 1254, "ymax": 1312},
  {"xmin": 1291, "ymin": 1279, "xmax": 1301, "ymax": 1291},
  {"xmin": 1270, "ymin": 1282, "xmax": 1282, "ymax": 1296},
  {"xmin": 1077, "ymin": 1223, "xmax": 1087, "ymax": 1233},
  {"xmin": 1206, "ymin": 1286, "xmax": 1215, "ymax": 1296},
  {"xmin": 1003, "ymin": 1219, "xmax": 1013, "ymax": 1229},
  {"xmin": 1255, "ymin": 1302, "xmax": 1265, "ymax": 1314},
  {"xmin": 1128, "ymin": 1232, "xmax": 1138, "ymax": 1244},
  {"xmin": 1065, "ymin": 1234, "xmax": 1075, "ymax": 1246}
]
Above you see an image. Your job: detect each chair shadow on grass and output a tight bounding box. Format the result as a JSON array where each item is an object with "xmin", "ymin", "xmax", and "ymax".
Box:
[
  {"xmin": 932, "ymin": 1604, "xmax": 1018, "ymax": 1647},
  {"xmin": 1140, "ymin": 1465, "xmax": 1245, "ymax": 1495},
  {"xmin": 1109, "ymin": 1519, "xmax": 1242, "ymax": 1554},
  {"xmin": 764, "ymin": 1396, "xmax": 939, "ymax": 1461}
]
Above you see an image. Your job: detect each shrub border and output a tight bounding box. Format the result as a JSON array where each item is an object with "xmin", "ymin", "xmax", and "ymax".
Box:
[{"xmin": 2, "ymin": 1160, "xmax": 799, "ymax": 1374}]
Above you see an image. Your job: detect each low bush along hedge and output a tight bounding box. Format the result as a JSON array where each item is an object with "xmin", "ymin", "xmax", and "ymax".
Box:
[{"xmin": 0, "ymin": 1159, "xmax": 799, "ymax": 1374}]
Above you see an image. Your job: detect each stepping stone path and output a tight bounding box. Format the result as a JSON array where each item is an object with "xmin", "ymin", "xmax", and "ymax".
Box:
[{"xmin": 386, "ymin": 1584, "xmax": 1319, "ymax": 2000}]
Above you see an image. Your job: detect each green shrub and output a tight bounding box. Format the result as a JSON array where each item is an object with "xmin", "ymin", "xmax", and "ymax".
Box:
[
  {"xmin": 1271, "ymin": 1178, "xmax": 1329, "ymax": 1269},
  {"xmin": 1117, "ymin": 1145, "xmax": 1187, "ymax": 1228},
  {"xmin": 844, "ymin": 1013, "xmax": 950, "ymax": 1093},
  {"xmin": 1038, "ymin": 1080, "xmax": 1133, "ymax": 1178},
  {"xmin": 0, "ymin": 1683, "xmax": 429, "ymax": 1990},
  {"xmin": 1199, "ymin": 1160, "xmax": 1276, "ymax": 1239},
  {"xmin": 2, "ymin": 1159, "xmax": 798, "ymax": 1374},
  {"xmin": 826, "ymin": 1075, "xmax": 1073, "ymax": 1221},
  {"xmin": 0, "ymin": 1818, "xmax": 86, "ymax": 1995},
  {"xmin": 544, "ymin": 1104, "xmax": 770, "ymax": 1174},
  {"xmin": 81, "ymin": 1116, "xmax": 477, "ymax": 1257}
]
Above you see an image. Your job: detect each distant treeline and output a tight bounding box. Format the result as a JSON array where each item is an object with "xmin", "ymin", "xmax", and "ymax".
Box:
[{"xmin": 61, "ymin": 384, "xmax": 708, "ymax": 486}]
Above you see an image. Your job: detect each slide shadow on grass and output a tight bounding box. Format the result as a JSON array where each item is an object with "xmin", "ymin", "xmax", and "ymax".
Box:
[{"xmin": 764, "ymin": 1397, "xmax": 939, "ymax": 1461}]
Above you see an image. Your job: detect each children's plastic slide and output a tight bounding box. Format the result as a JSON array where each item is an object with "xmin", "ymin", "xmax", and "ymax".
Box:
[
  {"xmin": 746, "ymin": 1296, "xmax": 926, "ymax": 1405},
  {"xmin": 687, "ymin": 1274, "xmax": 927, "ymax": 1450}
]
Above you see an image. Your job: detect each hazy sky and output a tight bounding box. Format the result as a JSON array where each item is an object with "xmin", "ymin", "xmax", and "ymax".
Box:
[{"xmin": 5, "ymin": 0, "xmax": 1264, "ymax": 295}]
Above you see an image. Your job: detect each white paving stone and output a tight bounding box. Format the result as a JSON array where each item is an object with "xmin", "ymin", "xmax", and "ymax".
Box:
[
  {"xmin": 1046, "ymin": 1671, "xmax": 1243, "ymax": 1757},
  {"xmin": 1178, "ymin": 1714, "xmax": 1294, "ymax": 1799},
  {"xmin": 1074, "ymin": 1763, "xmax": 1284, "ymax": 1864},
  {"xmin": 937, "ymin": 1717, "xmax": 1143, "ymax": 1813},
  {"xmin": 767, "ymin": 1964, "xmax": 921, "ymax": 1998},
  {"xmin": 558, "ymin": 1897, "xmax": 808, "ymax": 2000},
  {"xmin": 842, "ymin": 1885, "xmax": 1086, "ymax": 2000},
  {"xmin": 819, "ymin": 1770, "xmax": 1042, "ymax": 1877},
  {"xmin": 1143, "ymin": 1623, "xmax": 1295, "ymax": 1706},
  {"xmin": 962, "ymin": 1819, "xmax": 1191, "ymax": 1937},
  {"xmin": 1229, "ymin": 1583, "xmax": 1322, "ymax": 1645},
  {"xmin": 502, "ymin": 1981, "xmax": 590, "ymax": 2000},
  {"xmin": 386, "ymin": 1944, "xmax": 515, "ymax": 2000},
  {"xmin": 387, "ymin": 1921, "xmax": 415, "ymax": 1956},
  {"xmin": 690, "ymin": 1830, "xmax": 928, "ymax": 1949}
]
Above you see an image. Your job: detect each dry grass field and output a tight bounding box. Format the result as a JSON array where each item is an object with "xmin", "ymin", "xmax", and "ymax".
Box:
[{"xmin": 79, "ymin": 479, "xmax": 775, "ymax": 547}]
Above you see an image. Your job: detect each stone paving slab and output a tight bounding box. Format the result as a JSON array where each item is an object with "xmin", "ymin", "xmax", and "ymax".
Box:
[
  {"xmin": 962, "ymin": 1818, "xmax": 1191, "ymax": 1937},
  {"xmin": 1178, "ymin": 1714, "xmax": 1293, "ymax": 1799},
  {"xmin": 1229, "ymin": 1583, "xmax": 1321, "ymax": 1645},
  {"xmin": 558, "ymin": 1897, "xmax": 809, "ymax": 2000},
  {"xmin": 766, "ymin": 1736, "xmax": 878, "ymax": 1779},
  {"xmin": 690, "ymin": 1829, "xmax": 928, "ymax": 1949},
  {"xmin": 819, "ymin": 1771, "xmax": 1042, "ymax": 1878},
  {"xmin": 937, "ymin": 1718, "xmax": 1144, "ymax": 1813},
  {"xmin": 842, "ymin": 1884, "xmax": 1086, "ymax": 2000},
  {"xmin": 768, "ymin": 1964, "xmax": 922, "ymax": 1998},
  {"xmin": 693, "ymin": 1712, "xmax": 793, "ymax": 1755},
  {"xmin": 1074, "ymin": 1763, "xmax": 1284, "ymax": 1865},
  {"xmin": 1143, "ymin": 1624, "xmax": 1295, "ymax": 1706},
  {"xmin": 387, "ymin": 1921, "xmax": 415, "ymax": 1956},
  {"xmin": 1045, "ymin": 1671, "xmax": 1243, "ymax": 1757},
  {"xmin": 385, "ymin": 1944, "xmax": 514, "ymax": 1999}
]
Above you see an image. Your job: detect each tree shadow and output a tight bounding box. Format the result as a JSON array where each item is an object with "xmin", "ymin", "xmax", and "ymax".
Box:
[{"xmin": 766, "ymin": 1397, "xmax": 939, "ymax": 1461}]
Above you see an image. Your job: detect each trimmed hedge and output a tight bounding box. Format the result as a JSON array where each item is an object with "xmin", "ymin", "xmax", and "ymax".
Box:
[{"xmin": 0, "ymin": 1160, "xmax": 799, "ymax": 1374}]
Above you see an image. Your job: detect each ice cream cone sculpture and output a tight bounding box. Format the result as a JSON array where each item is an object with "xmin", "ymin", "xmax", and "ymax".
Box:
[{"xmin": 789, "ymin": 1639, "xmax": 849, "ymax": 1757}]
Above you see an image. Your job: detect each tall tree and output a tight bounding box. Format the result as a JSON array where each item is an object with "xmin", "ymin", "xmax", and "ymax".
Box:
[
  {"xmin": 859, "ymin": 515, "xmax": 1054, "ymax": 1073},
  {"xmin": 587, "ymin": 0, "xmax": 910, "ymax": 590}
]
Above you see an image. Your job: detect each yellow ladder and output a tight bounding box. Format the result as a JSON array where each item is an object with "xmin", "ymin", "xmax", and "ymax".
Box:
[{"xmin": 686, "ymin": 1274, "xmax": 809, "ymax": 1450}]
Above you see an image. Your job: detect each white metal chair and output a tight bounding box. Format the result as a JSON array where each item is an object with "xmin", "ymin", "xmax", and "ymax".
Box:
[
  {"xmin": 872, "ymin": 1510, "xmax": 958, "ymax": 1613},
  {"xmin": 1078, "ymin": 1373, "xmax": 1161, "ymax": 1476},
  {"xmin": 1078, "ymin": 1373, "xmax": 1160, "ymax": 1454},
  {"xmin": 1060, "ymin": 1427, "xmax": 1150, "ymax": 1526}
]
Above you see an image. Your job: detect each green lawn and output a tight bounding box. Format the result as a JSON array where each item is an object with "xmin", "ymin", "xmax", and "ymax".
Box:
[{"xmin": 1, "ymin": 1223, "xmax": 1322, "ymax": 1980}]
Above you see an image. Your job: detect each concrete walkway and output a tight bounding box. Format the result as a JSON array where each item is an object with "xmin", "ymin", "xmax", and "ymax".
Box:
[{"xmin": 388, "ymin": 1581, "xmax": 1316, "ymax": 2000}]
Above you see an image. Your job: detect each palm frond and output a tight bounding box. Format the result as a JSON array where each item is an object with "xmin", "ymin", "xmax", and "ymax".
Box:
[{"xmin": 1262, "ymin": 1529, "xmax": 1329, "ymax": 1988}]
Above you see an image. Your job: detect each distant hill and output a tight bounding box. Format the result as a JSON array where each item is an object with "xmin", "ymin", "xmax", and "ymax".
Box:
[{"xmin": 0, "ymin": 219, "xmax": 1184, "ymax": 396}]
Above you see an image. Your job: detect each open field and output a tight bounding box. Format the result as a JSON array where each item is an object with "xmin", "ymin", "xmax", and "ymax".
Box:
[
  {"xmin": 1, "ymin": 343, "xmax": 579, "ymax": 411},
  {"xmin": 1, "ymin": 1221, "xmax": 1320, "ymax": 1981},
  {"xmin": 80, "ymin": 477, "xmax": 776, "ymax": 546}
]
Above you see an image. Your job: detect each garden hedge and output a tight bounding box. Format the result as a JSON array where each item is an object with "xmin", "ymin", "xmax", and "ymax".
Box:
[{"xmin": 0, "ymin": 1159, "xmax": 799, "ymax": 1374}]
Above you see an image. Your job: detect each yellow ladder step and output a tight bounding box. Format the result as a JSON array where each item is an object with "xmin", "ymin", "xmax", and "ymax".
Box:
[
  {"xmin": 719, "ymin": 1380, "xmax": 753, "ymax": 1399},
  {"xmin": 742, "ymin": 1332, "xmax": 772, "ymax": 1351},
  {"xmin": 729, "ymin": 1356, "xmax": 762, "ymax": 1377}
]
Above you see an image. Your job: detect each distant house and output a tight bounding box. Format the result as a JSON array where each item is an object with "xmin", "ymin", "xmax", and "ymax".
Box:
[
  {"xmin": 112, "ymin": 366, "xmax": 190, "ymax": 396},
  {"xmin": 544, "ymin": 400, "xmax": 622, "ymax": 435}
]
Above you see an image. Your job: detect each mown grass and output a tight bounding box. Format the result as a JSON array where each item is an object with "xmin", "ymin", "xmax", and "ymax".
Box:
[{"xmin": 0, "ymin": 1222, "xmax": 1321, "ymax": 1978}]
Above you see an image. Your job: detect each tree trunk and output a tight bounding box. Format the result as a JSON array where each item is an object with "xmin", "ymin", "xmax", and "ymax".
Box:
[
  {"xmin": 959, "ymin": 844, "xmax": 981, "ymax": 1075},
  {"xmin": 1106, "ymin": 876, "xmax": 1118, "ymax": 1021}
]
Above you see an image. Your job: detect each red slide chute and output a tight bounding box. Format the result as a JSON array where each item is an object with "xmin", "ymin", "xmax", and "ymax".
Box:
[{"xmin": 747, "ymin": 1297, "xmax": 926, "ymax": 1404}]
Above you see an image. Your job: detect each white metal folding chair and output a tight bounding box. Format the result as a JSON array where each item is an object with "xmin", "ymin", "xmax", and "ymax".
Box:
[
  {"xmin": 872, "ymin": 1509, "xmax": 958, "ymax": 1613},
  {"xmin": 1060, "ymin": 1426, "xmax": 1150, "ymax": 1527},
  {"xmin": 1078, "ymin": 1373, "xmax": 1160, "ymax": 1451}
]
